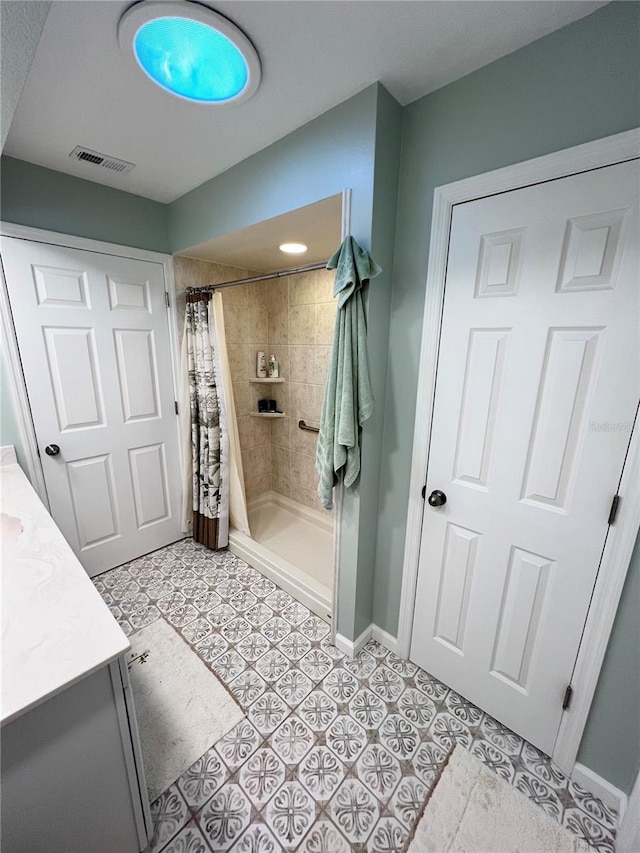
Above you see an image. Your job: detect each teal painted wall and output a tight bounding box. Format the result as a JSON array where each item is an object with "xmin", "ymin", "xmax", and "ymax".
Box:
[
  {"xmin": 0, "ymin": 156, "xmax": 170, "ymax": 252},
  {"xmin": 352, "ymin": 84, "xmax": 402, "ymax": 638},
  {"xmin": 373, "ymin": 1, "xmax": 640, "ymax": 792},
  {"xmin": 578, "ymin": 530, "xmax": 640, "ymax": 793},
  {"xmin": 168, "ymin": 86, "xmax": 378, "ymax": 254},
  {"xmin": 169, "ymin": 84, "xmax": 402, "ymax": 642}
]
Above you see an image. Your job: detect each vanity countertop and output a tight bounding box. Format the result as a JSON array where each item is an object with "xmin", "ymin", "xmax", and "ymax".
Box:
[{"xmin": 1, "ymin": 448, "xmax": 129, "ymax": 726}]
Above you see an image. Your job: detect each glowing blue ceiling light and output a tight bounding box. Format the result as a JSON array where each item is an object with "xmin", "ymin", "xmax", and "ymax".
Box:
[
  {"xmin": 119, "ymin": 2, "xmax": 261, "ymax": 105},
  {"xmin": 134, "ymin": 18, "xmax": 247, "ymax": 102}
]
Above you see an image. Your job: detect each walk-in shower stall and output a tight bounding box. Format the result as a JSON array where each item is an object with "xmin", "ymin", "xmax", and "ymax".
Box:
[{"xmin": 174, "ymin": 194, "xmax": 345, "ymax": 623}]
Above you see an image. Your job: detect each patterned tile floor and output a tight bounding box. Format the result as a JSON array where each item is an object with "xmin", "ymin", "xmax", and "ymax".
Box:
[{"xmin": 94, "ymin": 539, "xmax": 618, "ymax": 853}]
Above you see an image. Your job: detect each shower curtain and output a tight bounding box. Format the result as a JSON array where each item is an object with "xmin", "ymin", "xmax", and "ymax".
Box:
[
  {"xmin": 180, "ymin": 290, "xmax": 249, "ymax": 548},
  {"xmin": 211, "ymin": 292, "xmax": 250, "ymax": 538}
]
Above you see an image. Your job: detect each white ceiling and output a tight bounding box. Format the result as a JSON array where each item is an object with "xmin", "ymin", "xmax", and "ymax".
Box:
[
  {"xmin": 3, "ymin": 0, "xmax": 607, "ymax": 204},
  {"xmin": 0, "ymin": 1, "xmax": 50, "ymax": 149},
  {"xmin": 180, "ymin": 193, "xmax": 342, "ymax": 271}
]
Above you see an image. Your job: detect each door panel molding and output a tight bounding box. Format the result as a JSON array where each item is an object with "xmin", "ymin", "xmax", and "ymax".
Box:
[
  {"xmin": 0, "ymin": 221, "xmax": 181, "ymax": 517},
  {"xmin": 398, "ymin": 128, "xmax": 640, "ymax": 773}
]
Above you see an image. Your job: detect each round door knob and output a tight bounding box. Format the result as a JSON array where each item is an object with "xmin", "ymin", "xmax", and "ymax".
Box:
[
  {"xmin": 45, "ymin": 444, "xmax": 60, "ymax": 457},
  {"xmin": 428, "ymin": 489, "xmax": 447, "ymax": 507}
]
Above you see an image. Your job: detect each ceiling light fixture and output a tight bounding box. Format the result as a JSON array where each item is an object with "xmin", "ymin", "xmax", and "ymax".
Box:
[
  {"xmin": 279, "ymin": 243, "xmax": 308, "ymax": 255},
  {"xmin": 118, "ymin": 1, "xmax": 261, "ymax": 104}
]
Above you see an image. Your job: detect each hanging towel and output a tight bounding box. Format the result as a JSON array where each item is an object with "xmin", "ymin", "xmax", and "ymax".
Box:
[{"xmin": 316, "ymin": 236, "xmax": 381, "ymax": 509}]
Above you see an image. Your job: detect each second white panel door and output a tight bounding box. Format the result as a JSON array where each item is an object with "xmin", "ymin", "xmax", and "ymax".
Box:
[{"xmin": 410, "ymin": 159, "xmax": 639, "ymax": 755}]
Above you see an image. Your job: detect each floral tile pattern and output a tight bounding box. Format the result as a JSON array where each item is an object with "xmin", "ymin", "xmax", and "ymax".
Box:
[{"xmin": 96, "ymin": 540, "xmax": 618, "ymax": 853}]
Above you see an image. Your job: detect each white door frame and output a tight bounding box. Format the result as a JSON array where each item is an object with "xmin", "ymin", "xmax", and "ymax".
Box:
[
  {"xmin": 397, "ymin": 128, "xmax": 640, "ymax": 774},
  {"xmin": 0, "ymin": 222, "xmax": 182, "ymax": 511}
]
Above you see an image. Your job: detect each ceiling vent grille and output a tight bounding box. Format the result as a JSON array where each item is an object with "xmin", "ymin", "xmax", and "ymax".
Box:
[{"xmin": 69, "ymin": 146, "xmax": 135, "ymax": 174}]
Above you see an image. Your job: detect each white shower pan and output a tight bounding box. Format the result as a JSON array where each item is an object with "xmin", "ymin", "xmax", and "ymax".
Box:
[{"xmin": 228, "ymin": 491, "xmax": 333, "ymax": 622}]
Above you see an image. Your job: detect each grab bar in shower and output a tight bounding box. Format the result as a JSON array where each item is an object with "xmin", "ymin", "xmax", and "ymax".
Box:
[{"xmin": 298, "ymin": 419, "xmax": 320, "ymax": 434}]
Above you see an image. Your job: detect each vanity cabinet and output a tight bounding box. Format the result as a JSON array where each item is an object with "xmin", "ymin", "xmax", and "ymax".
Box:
[{"xmin": 1, "ymin": 448, "xmax": 151, "ymax": 852}]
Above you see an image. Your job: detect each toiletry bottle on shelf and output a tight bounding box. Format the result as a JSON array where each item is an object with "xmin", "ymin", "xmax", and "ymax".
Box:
[
  {"xmin": 257, "ymin": 351, "xmax": 267, "ymax": 378},
  {"xmin": 268, "ymin": 354, "xmax": 279, "ymax": 379}
]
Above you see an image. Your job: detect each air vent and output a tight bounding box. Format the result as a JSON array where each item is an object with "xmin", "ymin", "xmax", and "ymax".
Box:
[{"xmin": 69, "ymin": 146, "xmax": 135, "ymax": 174}]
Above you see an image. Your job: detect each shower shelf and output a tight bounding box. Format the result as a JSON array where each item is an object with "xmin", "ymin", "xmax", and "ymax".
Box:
[
  {"xmin": 250, "ymin": 378, "xmax": 285, "ymax": 384},
  {"xmin": 250, "ymin": 412, "xmax": 286, "ymax": 419}
]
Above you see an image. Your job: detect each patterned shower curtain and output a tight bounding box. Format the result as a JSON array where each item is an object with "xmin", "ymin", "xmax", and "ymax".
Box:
[{"xmin": 185, "ymin": 291, "xmax": 229, "ymax": 549}]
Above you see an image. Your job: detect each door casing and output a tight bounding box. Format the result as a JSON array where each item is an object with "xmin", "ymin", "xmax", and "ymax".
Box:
[
  {"xmin": 0, "ymin": 223, "xmax": 183, "ymax": 517},
  {"xmin": 397, "ymin": 128, "xmax": 640, "ymax": 774}
]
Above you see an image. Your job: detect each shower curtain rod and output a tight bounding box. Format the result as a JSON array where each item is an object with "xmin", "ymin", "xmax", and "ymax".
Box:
[{"xmin": 186, "ymin": 261, "xmax": 328, "ymax": 293}]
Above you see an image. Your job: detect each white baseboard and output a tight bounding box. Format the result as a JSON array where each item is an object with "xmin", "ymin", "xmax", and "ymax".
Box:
[
  {"xmin": 371, "ymin": 625, "xmax": 398, "ymax": 654},
  {"xmin": 572, "ymin": 762, "xmax": 627, "ymax": 818},
  {"xmin": 335, "ymin": 624, "xmax": 399, "ymax": 658},
  {"xmin": 334, "ymin": 626, "xmax": 372, "ymax": 657}
]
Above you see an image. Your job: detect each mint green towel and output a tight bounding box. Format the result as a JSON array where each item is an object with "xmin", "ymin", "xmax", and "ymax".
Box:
[{"xmin": 316, "ymin": 237, "xmax": 381, "ymax": 509}]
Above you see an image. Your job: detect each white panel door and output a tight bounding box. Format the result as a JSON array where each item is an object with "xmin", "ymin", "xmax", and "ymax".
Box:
[
  {"xmin": 1, "ymin": 238, "xmax": 183, "ymax": 576},
  {"xmin": 410, "ymin": 160, "xmax": 639, "ymax": 754}
]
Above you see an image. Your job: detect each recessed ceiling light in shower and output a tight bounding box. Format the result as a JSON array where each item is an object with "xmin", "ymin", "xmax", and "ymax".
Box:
[
  {"xmin": 279, "ymin": 243, "xmax": 308, "ymax": 254},
  {"xmin": 118, "ymin": 1, "xmax": 261, "ymax": 104}
]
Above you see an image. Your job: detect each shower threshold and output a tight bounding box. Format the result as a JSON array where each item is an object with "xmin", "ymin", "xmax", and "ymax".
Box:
[{"xmin": 228, "ymin": 491, "xmax": 333, "ymax": 622}]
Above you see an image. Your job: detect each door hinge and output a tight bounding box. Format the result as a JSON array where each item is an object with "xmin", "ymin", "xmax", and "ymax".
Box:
[
  {"xmin": 421, "ymin": 485, "xmax": 426, "ymax": 500},
  {"xmin": 562, "ymin": 685, "xmax": 573, "ymax": 711},
  {"xmin": 608, "ymin": 494, "xmax": 620, "ymax": 525},
  {"xmin": 165, "ymin": 292, "xmax": 170, "ymax": 308},
  {"xmin": 174, "ymin": 401, "xmax": 179, "ymax": 415}
]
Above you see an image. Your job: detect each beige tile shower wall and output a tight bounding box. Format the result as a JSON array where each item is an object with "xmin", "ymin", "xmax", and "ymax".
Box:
[
  {"xmin": 267, "ymin": 267, "xmax": 336, "ymax": 511},
  {"xmin": 173, "ymin": 256, "xmax": 271, "ymax": 501},
  {"xmin": 173, "ymin": 257, "xmax": 336, "ymax": 508},
  {"xmin": 173, "ymin": 256, "xmax": 252, "ymax": 344}
]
